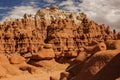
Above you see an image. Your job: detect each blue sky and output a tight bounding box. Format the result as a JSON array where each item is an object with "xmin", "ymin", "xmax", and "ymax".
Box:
[{"xmin": 0, "ymin": 0, "xmax": 120, "ymax": 31}]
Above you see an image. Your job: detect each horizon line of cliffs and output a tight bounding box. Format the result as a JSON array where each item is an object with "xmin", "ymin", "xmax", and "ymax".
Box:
[{"xmin": 0, "ymin": 6, "xmax": 119, "ymax": 55}]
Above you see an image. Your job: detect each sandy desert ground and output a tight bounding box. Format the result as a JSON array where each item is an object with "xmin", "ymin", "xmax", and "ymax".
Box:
[{"xmin": 0, "ymin": 64, "xmax": 68, "ymax": 80}]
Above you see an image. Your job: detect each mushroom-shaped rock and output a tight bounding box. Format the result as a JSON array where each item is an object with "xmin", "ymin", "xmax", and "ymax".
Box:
[{"xmin": 32, "ymin": 48, "xmax": 55, "ymax": 60}]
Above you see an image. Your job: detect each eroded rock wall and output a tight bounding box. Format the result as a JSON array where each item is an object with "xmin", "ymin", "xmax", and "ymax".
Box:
[{"xmin": 0, "ymin": 6, "xmax": 118, "ymax": 58}]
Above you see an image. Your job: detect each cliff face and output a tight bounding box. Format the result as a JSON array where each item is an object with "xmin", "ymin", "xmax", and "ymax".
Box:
[{"xmin": 0, "ymin": 6, "xmax": 117, "ymax": 55}]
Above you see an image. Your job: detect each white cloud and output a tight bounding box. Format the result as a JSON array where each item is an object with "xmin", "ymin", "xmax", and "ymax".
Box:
[
  {"xmin": 44, "ymin": 0, "xmax": 56, "ymax": 3},
  {"xmin": 0, "ymin": 7, "xmax": 9, "ymax": 10},
  {"xmin": 61, "ymin": 5, "xmax": 79, "ymax": 12},
  {"xmin": 0, "ymin": 14, "xmax": 6, "ymax": 16},
  {"xmin": 58, "ymin": 0, "xmax": 120, "ymax": 32},
  {"xmin": 59, "ymin": 0, "xmax": 80, "ymax": 12},
  {"xmin": 79, "ymin": 0, "xmax": 120, "ymax": 32},
  {"xmin": 59, "ymin": 0, "xmax": 74, "ymax": 6},
  {"xmin": 29, "ymin": 1, "xmax": 37, "ymax": 5},
  {"xmin": 2, "ymin": 6, "xmax": 39, "ymax": 22},
  {"xmin": 1, "ymin": 0, "xmax": 40, "ymax": 22},
  {"xmin": 1, "ymin": 0, "xmax": 120, "ymax": 32},
  {"xmin": 106, "ymin": 10, "xmax": 120, "ymax": 23}
]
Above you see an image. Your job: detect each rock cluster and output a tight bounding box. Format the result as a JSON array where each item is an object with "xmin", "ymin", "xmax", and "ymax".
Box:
[
  {"xmin": 0, "ymin": 6, "xmax": 119, "ymax": 79},
  {"xmin": 0, "ymin": 6, "xmax": 118, "ymax": 57},
  {"xmin": 59, "ymin": 41, "xmax": 120, "ymax": 80}
]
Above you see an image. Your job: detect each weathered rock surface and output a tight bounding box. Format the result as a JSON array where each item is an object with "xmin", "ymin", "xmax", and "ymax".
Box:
[
  {"xmin": 0, "ymin": 6, "xmax": 119, "ymax": 80},
  {"xmin": 0, "ymin": 54, "xmax": 22, "ymax": 77},
  {"xmin": 32, "ymin": 48, "xmax": 55, "ymax": 60},
  {"xmin": 0, "ymin": 6, "xmax": 118, "ymax": 57},
  {"xmin": 105, "ymin": 40, "xmax": 120, "ymax": 50},
  {"xmin": 30, "ymin": 59, "xmax": 58, "ymax": 68},
  {"xmin": 92, "ymin": 53, "xmax": 120, "ymax": 80},
  {"xmin": 9, "ymin": 54, "xmax": 26, "ymax": 64},
  {"xmin": 62, "ymin": 50, "xmax": 120, "ymax": 80}
]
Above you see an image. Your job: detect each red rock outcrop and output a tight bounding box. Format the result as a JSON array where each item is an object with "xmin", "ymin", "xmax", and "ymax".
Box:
[
  {"xmin": 0, "ymin": 6, "xmax": 119, "ymax": 79},
  {"xmin": 0, "ymin": 6, "xmax": 118, "ymax": 57},
  {"xmin": 70, "ymin": 50, "xmax": 120, "ymax": 80}
]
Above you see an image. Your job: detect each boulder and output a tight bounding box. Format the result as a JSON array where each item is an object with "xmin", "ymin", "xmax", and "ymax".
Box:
[
  {"xmin": 0, "ymin": 54, "xmax": 22, "ymax": 76},
  {"xmin": 92, "ymin": 53, "xmax": 120, "ymax": 80},
  {"xmin": 55, "ymin": 52, "xmax": 62, "ymax": 58},
  {"xmin": 43, "ymin": 44, "xmax": 53, "ymax": 49},
  {"xmin": 31, "ymin": 59, "xmax": 58, "ymax": 68},
  {"xmin": 75, "ymin": 51, "xmax": 87, "ymax": 62},
  {"xmin": 2, "ymin": 64, "xmax": 22, "ymax": 76},
  {"xmin": 105, "ymin": 40, "xmax": 120, "ymax": 50},
  {"xmin": 14, "ymin": 62, "xmax": 37, "ymax": 74},
  {"xmin": 71, "ymin": 50, "xmax": 120, "ymax": 80},
  {"xmin": 97, "ymin": 42, "xmax": 106, "ymax": 51},
  {"xmin": 19, "ymin": 64, "xmax": 37, "ymax": 74},
  {"xmin": 62, "ymin": 51, "xmax": 77, "ymax": 58},
  {"xmin": 32, "ymin": 48, "xmax": 55, "ymax": 60},
  {"xmin": 67, "ymin": 51, "xmax": 78, "ymax": 57},
  {"xmin": 9, "ymin": 54, "xmax": 26, "ymax": 64},
  {"xmin": 84, "ymin": 42, "xmax": 106, "ymax": 55},
  {"xmin": 60, "ymin": 71, "xmax": 70, "ymax": 80}
]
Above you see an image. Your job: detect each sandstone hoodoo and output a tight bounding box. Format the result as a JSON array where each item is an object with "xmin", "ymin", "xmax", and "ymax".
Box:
[{"xmin": 0, "ymin": 6, "xmax": 119, "ymax": 80}]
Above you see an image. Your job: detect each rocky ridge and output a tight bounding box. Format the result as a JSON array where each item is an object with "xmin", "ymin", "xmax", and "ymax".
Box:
[
  {"xmin": 0, "ymin": 6, "xmax": 119, "ymax": 80},
  {"xmin": 0, "ymin": 6, "xmax": 118, "ymax": 55}
]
